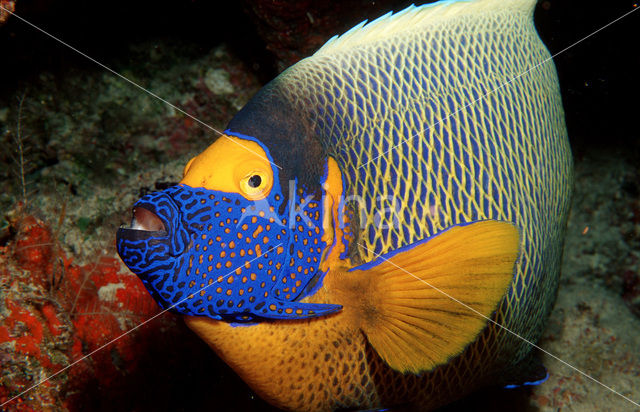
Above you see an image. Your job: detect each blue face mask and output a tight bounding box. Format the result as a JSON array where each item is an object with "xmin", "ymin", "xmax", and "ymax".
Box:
[{"xmin": 116, "ymin": 137, "xmax": 342, "ymax": 323}]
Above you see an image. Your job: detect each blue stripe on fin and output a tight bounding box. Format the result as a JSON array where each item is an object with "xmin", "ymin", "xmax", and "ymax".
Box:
[{"xmin": 504, "ymin": 371, "xmax": 550, "ymax": 389}]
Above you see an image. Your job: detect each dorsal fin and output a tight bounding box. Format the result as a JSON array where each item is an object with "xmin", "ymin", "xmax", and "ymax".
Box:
[{"xmin": 314, "ymin": 0, "xmax": 538, "ymax": 56}]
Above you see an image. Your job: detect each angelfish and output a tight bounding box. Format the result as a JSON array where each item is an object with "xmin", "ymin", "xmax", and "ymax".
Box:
[{"xmin": 116, "ymin": 0, "xmax": 572, "ymax": 410}]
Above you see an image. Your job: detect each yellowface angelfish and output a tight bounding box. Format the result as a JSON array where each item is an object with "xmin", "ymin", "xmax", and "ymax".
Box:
[{"xmin": 116, "ymin": 0, "xmax": 573, "ymax": 410}]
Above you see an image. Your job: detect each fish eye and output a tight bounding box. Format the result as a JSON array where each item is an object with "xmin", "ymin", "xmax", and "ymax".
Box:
[
  {"xmin": 248, "ymin": 175, "xmax": 262, "ymax": 188},
  {"xmin": 240, "ymin": 171, "xmax": 271, "ymax": 199}
]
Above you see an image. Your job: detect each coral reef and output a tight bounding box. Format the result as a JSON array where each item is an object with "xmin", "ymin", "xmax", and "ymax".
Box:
[
  {"xmin": 0, "ymin": 209, "xmax": 163, "ymax": 409},
  {"xmin": 0, "ymin": 210, "xmax": 276, "ymax": 409}
]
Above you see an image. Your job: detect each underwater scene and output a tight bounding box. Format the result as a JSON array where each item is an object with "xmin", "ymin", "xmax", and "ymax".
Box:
[{"xmin": 0, "ymin": 0, "xmax": 638, "ymax": 410}]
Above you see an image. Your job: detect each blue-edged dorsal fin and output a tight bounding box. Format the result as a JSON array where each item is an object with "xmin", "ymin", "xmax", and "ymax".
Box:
[{"xmin": 314, "ymin": 0, "xmax": 538, "ymax": 56}]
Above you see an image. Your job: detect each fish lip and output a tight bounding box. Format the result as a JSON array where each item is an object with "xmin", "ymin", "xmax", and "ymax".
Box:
[
  {"xmin": 118, "ymin": 203, "xmax": 169, "ymax": 238},
  {"xmin": 130, "ymin": 205, "xmax": 166, "ymax": 232},
  {"xmin": 117, "ymin": 192, "xmax": 191, "ymax": 257}
]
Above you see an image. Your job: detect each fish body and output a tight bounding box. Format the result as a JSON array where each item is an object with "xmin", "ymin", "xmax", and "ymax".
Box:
[{"xmin": 116, "ymin": 0, "xmax": 572, "ymax": 410}]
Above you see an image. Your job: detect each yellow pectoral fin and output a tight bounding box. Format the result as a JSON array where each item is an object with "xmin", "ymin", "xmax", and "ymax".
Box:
[{"xmin": 351, "ymin": 220, "xmax": 520, "ymax": 374}]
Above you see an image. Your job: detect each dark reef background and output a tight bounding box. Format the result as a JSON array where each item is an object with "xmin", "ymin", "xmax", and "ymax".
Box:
[
  {"xmin": 0, "ymin": 1, "xmax": 637, "ymax": 146},
  {"xmin": 0, "ymin": 1, "xmax": 638, "ymax": 411}
]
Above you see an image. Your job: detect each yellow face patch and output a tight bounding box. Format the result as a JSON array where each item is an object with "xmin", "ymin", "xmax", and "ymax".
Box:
[{"xmin": 181, "ymin": 135, "xmax": 274, "ymax": 200}]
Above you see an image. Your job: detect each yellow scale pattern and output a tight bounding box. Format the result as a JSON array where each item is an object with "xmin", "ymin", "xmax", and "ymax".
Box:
[{"xmin": 271, "ymin": 2, "xmax": 571, "ymax": 405}]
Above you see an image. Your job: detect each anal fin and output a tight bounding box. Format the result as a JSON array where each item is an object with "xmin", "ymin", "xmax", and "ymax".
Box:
[
  {"xmin": 502, "ymin": 351, "xmax": 549, "ymax": 389},
  {"xmin": 348, "ymin": 220, "xmax": 520, "ymax": 374}
]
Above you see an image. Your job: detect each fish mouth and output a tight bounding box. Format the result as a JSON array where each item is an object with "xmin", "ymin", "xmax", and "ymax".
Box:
[
  {"xmin": 130, "ymin": 206, "xmax": 166, "ymax": 232},
  {"xmin": 118, "ymin": 204, "xmax": 169, "ymax": 241},
  {"xmin": 117, "ymin": 190, "xmax": 191, "ymax": 258}
]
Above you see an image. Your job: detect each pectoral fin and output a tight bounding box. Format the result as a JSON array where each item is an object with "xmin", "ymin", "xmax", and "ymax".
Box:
[{"xmin": 350, "ymin": 220, "xmax": 520, "ymax": 374}]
